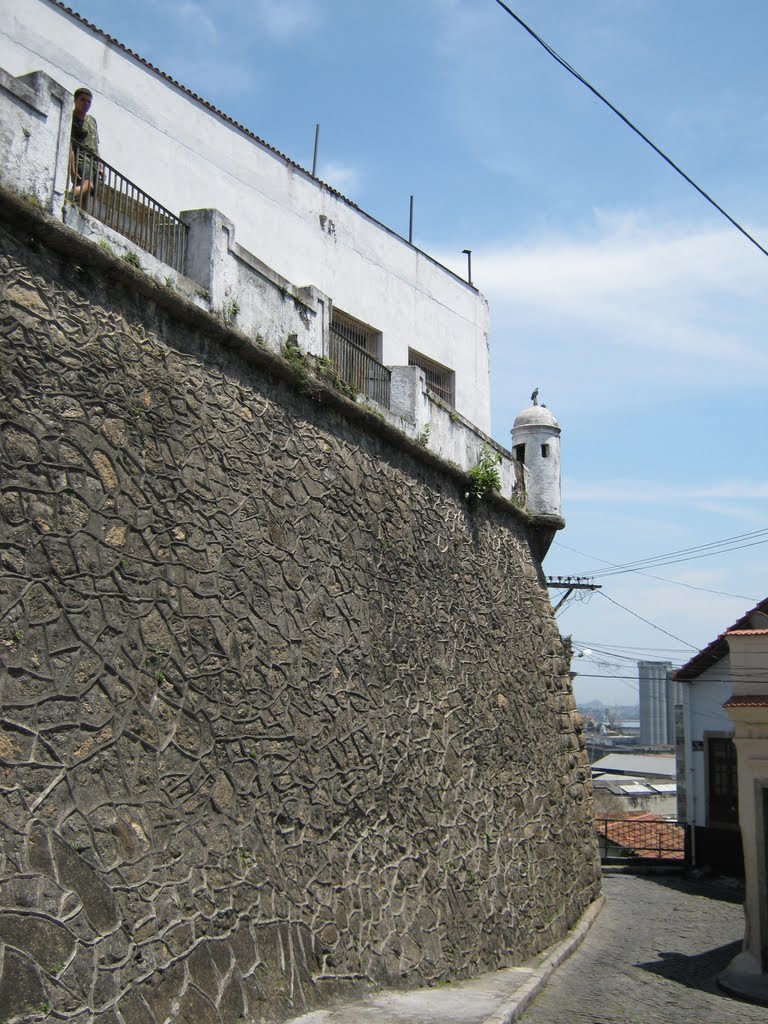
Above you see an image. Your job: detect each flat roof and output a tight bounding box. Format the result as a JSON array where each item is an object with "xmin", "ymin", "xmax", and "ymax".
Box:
[{"xmin": 592, "ymin": 754, "xmax": 676, "ymax": 777}]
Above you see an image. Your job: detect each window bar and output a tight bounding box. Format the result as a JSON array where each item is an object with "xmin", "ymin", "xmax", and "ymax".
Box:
[
  {"xmin": 119, "ymin": 180, "xmax": 126, "ymax": 238},
  {"xmin": 102, "ymin": 162, "xmax": 110, "ymax": 226}
]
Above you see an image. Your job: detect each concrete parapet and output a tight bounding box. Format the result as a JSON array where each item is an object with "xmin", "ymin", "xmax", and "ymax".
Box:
[
  {"xmin": 182, "ymin": 207, "xmax": 330, "ymax": 357},
  {"xmin": 0, "ymin": 68, "xmax": 71, "ymax": 213}
]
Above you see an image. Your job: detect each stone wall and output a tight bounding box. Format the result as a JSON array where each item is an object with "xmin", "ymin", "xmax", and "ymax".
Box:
[{"xmin": 0, "ymin": 200, "xmax": 601, "ymax": 1024}]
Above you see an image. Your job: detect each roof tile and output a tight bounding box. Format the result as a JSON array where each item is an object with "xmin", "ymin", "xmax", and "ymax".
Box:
[{"xmin": 674, "ymin": 596, "xmax": 768, "ymax": 681}]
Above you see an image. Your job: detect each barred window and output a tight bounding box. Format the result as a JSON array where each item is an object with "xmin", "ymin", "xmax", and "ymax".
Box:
[
  {"xmin": 331, "ymin": 309, "xmax": 381, "ymax": 359},
  {"xmin": 328, "ymin": 309, "xmax": 389, "ymax": 408},
  {"xmin": 408, "ymin": 349, "xmax": 455, "ymax": 407}
]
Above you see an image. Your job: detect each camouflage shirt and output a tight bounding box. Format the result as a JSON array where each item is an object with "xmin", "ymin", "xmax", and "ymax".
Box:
[{"xmin": 71, "ymin": 113, "xmax": 99, "ymax": 166}]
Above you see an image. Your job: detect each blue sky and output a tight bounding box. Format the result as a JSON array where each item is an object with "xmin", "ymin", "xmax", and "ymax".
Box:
[{"xmin": 65, "ymin": 0, "xmax": 768, "ymax": 704}]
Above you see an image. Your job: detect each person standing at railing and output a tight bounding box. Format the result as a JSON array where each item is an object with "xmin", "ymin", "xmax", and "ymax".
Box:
[{"xmin": 70, "ymin": 87, "xmax": 101, "ymax": 210}]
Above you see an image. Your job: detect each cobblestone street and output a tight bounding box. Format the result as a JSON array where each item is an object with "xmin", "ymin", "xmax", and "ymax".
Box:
[{"xmin": 519, "ymin": 872, "xmax": 768, "ymax": 1024}]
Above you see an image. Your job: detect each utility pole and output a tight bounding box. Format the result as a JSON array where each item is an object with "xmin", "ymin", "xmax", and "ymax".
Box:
[{"xmin": 546, "ymin": 576, "xmax": 601, "ymax": 613}]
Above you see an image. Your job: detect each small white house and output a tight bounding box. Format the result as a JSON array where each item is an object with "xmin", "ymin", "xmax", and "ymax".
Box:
[
  {"xmin": 719, "ymin": 624, "xmax": 768, "ymax": 1002},
  {"xmin": 674, "ymin": 598, "xmax": 768, "ymax": 875}
]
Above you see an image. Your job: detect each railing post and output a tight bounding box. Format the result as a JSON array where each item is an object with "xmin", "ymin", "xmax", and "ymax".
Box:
[{"xmin": 180, "ymin": 208, "xmax": 230, "ymax": 300}]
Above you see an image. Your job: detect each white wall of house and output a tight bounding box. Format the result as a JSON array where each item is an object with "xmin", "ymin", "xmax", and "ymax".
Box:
[
  {"xmin": 680, "ymin": 656, "xmax": 734, "ymax": 829},
  {"xmin": 721, "ymin": 631, "xmax": 768, "ymax": 993},
  {"xmin": 0, "ymin": 0, "xmax": 492, "ymax": 432}
]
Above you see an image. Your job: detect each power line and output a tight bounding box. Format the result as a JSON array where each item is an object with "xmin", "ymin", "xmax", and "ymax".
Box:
[
  {"xmin": 574, "ymin": 641, "xmax": 690, "ymax": 654},
  {"xmin": 608, "ymin": 570, "xmax": 756, "ymax": 602},
  {"xmin": 574, "ymin": 671, "xmax": 765, "ymax": 684},
  {"xmin": 555, "ymin": 540, "xmax": 758, "ymax": 600},
  {"xmin": 574, "ymin": 644, "xmax": 678, "ymax": 666},
  {"xmin": 596, "ymin": 591, "xmax": 697, "ymax": 649},
  {"xmin": 563, "ymin": 526, "xmax": 768, "ymax": 573},
  {"xmin": 491, "ymin": 0, "xmax": 768, "ymax": 258},
  {"xmin": 555, "ymin": 532, "xmax": 766, "ymax": 594},
  {"xmin": 589, "ymin": 537, "xmax": 768, "ymax": 578}
]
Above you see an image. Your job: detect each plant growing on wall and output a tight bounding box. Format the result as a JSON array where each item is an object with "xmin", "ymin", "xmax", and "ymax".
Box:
[
  {"xmin": 121, "ymin": 250, "xmax": 142, "ymax": 270},
  {"xmin": 315, "ymin": 355, "xmax": 357, "ymax": 402},
  {"xmin": 416, "ymin": 424, "xmax": 431, "ymax": 448},
  {"xmin": 465, "ymin": 443, "xmax": 502, "ymax": 502},
  {"xmin": 222, "ymin": 298, "xmax": 240, "ymax": 325}
]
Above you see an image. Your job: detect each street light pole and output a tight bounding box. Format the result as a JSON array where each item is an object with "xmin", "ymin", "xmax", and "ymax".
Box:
[{"xmin": 462, "ymin": 248, "xmax": 472, "ymax": 285}]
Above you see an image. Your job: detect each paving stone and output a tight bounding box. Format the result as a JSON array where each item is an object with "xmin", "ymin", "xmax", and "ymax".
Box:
[{"xmin": 519, "ymin": 873, "xmax": 766, "ymax": 1024}]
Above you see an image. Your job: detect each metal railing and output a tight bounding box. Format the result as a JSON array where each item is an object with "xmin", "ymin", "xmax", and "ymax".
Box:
[
  {"xmin": 69, "ymin": 143, "xmax": 187, "ymax": 273},
  {"xmin": 408, "ymin": 350, "xmax": 454, "ymax": 407},
  {"xmin": 329, "ymin": 326, "xmax": 391, "ymax": 408},
  {"xmin": 595, "ymin": 817, "xmax": 688, "ymax": 865}
]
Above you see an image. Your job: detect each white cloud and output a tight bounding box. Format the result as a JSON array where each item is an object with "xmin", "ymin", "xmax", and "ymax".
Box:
[
  {"xmin": 241, "ymin": 0, "xmax": 319, "ymax": 39},
  {"xmin": 170, "ymin": 2, "xmax": 220, "ymax": 42},
  {"xmin": 464, "ymin": 212, "xmax": 768, "ymax": 360},
  {"xmin": 564, "ymin": 477, "xmax": 768, "ymax": 504},
  {"xmin": 692, "ymin": 502, "xmax": 768, "ymax": 524},
  {"xmin": 169, "ymin": 0, "xmax": 318, "ymax": 44},
  {"xmin": 317, "ymin": 161, "xmax": 362, "ymax": 197},
  {"xmin": 459, "ymin": 209, "xmax": 768, "ymax": 423}
]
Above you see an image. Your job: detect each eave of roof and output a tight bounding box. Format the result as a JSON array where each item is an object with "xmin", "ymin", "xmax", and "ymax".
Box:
[
  {"xmin": 48, "ymin": 2, "xmax": 480, "ymax": 293},
  {"xmin": 674, "ymin": 596, "xmax": 768, "ymax": 682},
  {"xmin": 49, "ymin": 3, "xmax": 363, "ymax": 209},
  {"xmin": 724, "ymin": 695, "xmax": 768, "ymax": 708}
]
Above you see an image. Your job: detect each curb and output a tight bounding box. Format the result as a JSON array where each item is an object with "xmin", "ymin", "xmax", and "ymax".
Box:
[{"xmin": 480, "ymin": 894, "xmax": 606, "ymax": 1024}]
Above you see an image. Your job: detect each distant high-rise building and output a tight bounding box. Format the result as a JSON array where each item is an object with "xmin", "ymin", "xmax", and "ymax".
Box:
[{"xmin": 638, "ymin": 660, "xmax": 679, "ymax": 746}]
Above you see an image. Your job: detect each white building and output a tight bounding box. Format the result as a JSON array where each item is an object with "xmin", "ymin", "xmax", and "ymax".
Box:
[
  {"xmin": 0, "ymin": 1, "xmax": 570, "ymax": 552},
  {"xmin": 719, "ymin": 624, "xmax": 768, "ymax": 1003},
  {"xmin": 0, "ymin": 0, "xmax": 490, "ymax": 431},
  {"xmin": 674, "ymin": 599, "xmax": 768, "ymax": 876},
  {"xmin": 637, "ymin": 660, "xmax": 680, "ymax": 746}
]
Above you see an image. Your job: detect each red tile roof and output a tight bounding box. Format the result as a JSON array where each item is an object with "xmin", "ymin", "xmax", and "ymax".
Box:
[
  {"xmin": 595, "ymin": 813, "xmax": 685, "ymax": 860},
  {"xmin": 674, "ymin": 597, "xmax": 768, "ymax": 681},
  {"xmin": 724, "ymin": 694, "xmax": 768, "ymax": 708}
]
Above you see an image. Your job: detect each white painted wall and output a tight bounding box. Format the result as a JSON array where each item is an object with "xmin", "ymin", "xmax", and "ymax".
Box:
[
  {"xmin": 726, "ymin": 709, "xmax": 768, "ymax": 981},
  {"xmin": 0, "ymin": 66, "xmax": 70, "ymax": 209},
  {"xmin": 722, "ymin": 631, "xmax": 768, "ymax": 985},
  {"xmin": 510, "ymin": 404, "xmax": 561, "ymax": 518},
  {"xmin": 681, "ymin": 656, "xmax": 734, "ymax": 828},
  {"xmin": 0, "ymin": 0, "xmax": 491, "ymax": 431}
]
